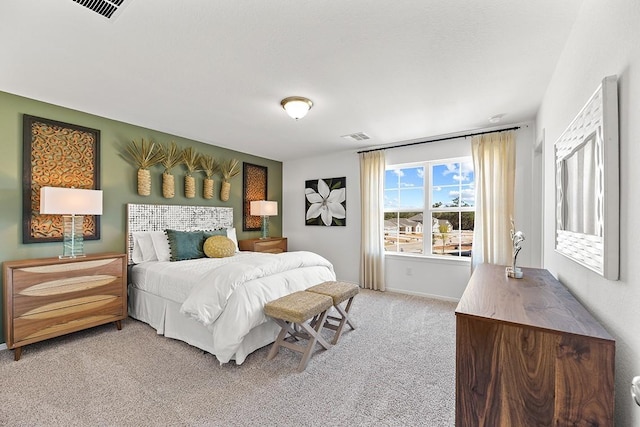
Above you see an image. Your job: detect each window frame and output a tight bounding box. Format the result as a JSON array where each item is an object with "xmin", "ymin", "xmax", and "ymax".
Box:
[{"xmin": 384, "ymin": 156, "xmax": 474, "ymax": 260}]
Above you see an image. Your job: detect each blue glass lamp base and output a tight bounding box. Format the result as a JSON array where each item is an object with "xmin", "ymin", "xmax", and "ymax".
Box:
[
  {"xmin": 60, "ymin": 215, "xmax": 86, "ymax": 258},
  {"xmin": 260, "ymin": 216, "xmax": 270, "ymax": 239}
]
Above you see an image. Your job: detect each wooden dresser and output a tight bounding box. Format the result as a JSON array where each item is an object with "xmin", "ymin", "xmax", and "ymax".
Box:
[
  {"xmin": 3, "ymin": 252, "xmax": 127, "ymax": 360},
  {"xmin": 455, "ymin": 264, "xmax": 614, "ymax": 427},
  {"xmin": 239, "ymin": 237, "xmax": 287, "ymax": 253}
]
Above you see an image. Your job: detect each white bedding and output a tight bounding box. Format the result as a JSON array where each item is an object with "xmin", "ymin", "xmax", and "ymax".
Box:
[{"xmin": 129, "ymin": 251, "xmax": 336, "ymax": 364}]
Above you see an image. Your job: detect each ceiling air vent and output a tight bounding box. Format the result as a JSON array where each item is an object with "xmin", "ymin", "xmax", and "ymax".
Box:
[
  {"xmin": 341, "ymin": 132, "xmax": 371, "ymax": 142},
  {"xmin": 72, "ymin": 0, "xmax": 131, "ymax": 20}
]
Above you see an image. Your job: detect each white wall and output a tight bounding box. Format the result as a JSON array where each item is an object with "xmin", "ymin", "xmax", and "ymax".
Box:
[
  {"xmin": 283, "ymin": 123, "xmax": 537, "ymax": 301},
  {"xmin": 282, "ymin": 150, "xmax": 361, "ymax": 283},
  {"xmin": 536, "ymin": 0, "xmax": 640, "ymax": 424}
]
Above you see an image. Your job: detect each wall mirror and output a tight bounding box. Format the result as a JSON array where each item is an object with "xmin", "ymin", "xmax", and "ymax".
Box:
[{"xmin": 554, "ymin": 75, "xmax": 619, "ymax": 280}]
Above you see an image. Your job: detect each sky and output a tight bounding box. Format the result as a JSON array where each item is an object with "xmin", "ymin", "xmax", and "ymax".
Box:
[{"xmin": 384, "ymin": 161, "xmax": 475, "ymax": 210}]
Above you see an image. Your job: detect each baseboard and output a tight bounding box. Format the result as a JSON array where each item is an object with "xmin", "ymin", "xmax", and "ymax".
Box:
[
  {"xmin": 385, "ymin": 287, "xmax": 460, "ymax": 303},
  {"xmin": 0, "ymin": 343, "xmax": 7, "ymax": 351}
]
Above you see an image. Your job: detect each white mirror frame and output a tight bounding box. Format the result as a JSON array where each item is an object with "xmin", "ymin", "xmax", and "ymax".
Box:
[{"xmin": 554, "ymin": 75, "xmax": 619, "ymax": 280}]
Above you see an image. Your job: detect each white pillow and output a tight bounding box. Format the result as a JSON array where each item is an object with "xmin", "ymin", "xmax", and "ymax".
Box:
[
  {"xmin": 150, "ymin": 230, "xmax": 171, "ymax": 262},
  {"xmin": 226, "ymin": 227, "xmax": 239, "ymax": 252},
  {"xmin": 132, "ymin": 232, "xmax": 157, "ymax": 263}
]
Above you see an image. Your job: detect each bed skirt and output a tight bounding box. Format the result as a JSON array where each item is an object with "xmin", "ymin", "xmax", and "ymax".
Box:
[{"xmin": 127, "ymin": 286, "xmax": 280, "ymax": 364}]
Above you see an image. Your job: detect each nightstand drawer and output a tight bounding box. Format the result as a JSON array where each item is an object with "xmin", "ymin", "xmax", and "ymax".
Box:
[
  {"xmin": 253, "ymin": 239, "xmax": 287, "ymax": 253},
  {"xmin": 239, "ymin": 237, "xmax": 287, "ymax": 253}
]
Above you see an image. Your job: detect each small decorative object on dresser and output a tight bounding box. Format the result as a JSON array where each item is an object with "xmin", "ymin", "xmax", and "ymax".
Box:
[
  {"xmin": 505, "ymin": 217, "xmax": 525, "ymax": 279},
  {"xmin": 239, "ymin": 237, "xmax": 287, "ymax": 253},
  {"xmin": 3, "ymin": 253, "xmax": 127, "ymax": 361}
]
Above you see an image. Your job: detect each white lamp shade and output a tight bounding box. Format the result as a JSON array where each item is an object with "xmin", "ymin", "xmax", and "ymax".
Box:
[
  {"xmin": 281, "ymin": 97, "xmax": 313, "ymax": 120},
  {"xmin": 250, "ymin": 200, "xmax": 278, "ymax": 216},
  {"xmin": 40, "ymin": 187, "xmax": 103, "ymax": 215}
]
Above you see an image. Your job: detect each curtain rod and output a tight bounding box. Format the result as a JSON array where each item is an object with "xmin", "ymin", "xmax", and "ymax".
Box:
[{"xmin": 357, "ymin": 126, "xmax": 521, "ymax": 154}]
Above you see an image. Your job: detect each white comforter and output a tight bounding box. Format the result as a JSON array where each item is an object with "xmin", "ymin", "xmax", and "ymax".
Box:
[{"xmin": 167, "ymin": 251, "xmax": 335, "ymax": 363}]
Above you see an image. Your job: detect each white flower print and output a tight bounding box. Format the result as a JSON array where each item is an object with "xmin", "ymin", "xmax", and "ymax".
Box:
[{"xmin": 305, "ymin": 178, "xmax": 346, "ymax": 226}]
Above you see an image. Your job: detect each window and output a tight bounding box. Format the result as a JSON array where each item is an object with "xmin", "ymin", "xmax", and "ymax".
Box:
[{"xmin": 384, "ymin": 158, "xmax": 475, "ymax": 257}]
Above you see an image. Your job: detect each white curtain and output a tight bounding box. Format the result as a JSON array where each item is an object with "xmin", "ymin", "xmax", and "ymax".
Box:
[
  {"xmin": 471, "ymin": 131, "xmax": 516, "ymax": 269},
  {"xmin": 359, "ymin": 150, "xmax": 386, "ymax": 291}
]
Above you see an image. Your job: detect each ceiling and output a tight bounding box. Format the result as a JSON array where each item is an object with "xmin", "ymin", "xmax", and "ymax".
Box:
[{"xmin": 0, "ymin": 0, "xmax": 583, "ymax": 162}]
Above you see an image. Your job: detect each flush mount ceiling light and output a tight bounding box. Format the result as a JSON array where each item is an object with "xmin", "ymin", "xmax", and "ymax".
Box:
[
  {"xmin": 488, "ymin": 113, "xmax": 506, "ymax": 124},
  {"xmin": 280, "ymin": 96, "xmax": 313, "ymax": 120}
]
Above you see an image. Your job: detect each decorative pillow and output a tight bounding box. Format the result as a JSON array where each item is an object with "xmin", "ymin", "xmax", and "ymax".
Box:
[
  {"xmin": 132, "ymin": 232, "xmax": 157, "ymax": 263},
  {"xmin": 226, "ymin": 227, "xmax": 239, "ymax": 252},
  {"xmin": 203, "ymin": 235, "xmax": 236, "ymax": 258},
  {"xmin": 204, "ymin": 229, "xmax": 227, "ymax": 239},
  {"xmin": 149, "ymin": 230, "xmax": 171, "ymax": 262},
  {"xmin": 165, "ymin": 229, "xmax": 205, "ymax": 261}
]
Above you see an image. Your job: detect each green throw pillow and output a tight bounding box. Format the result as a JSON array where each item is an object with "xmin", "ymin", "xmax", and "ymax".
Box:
[{"xmin": 165, "ymin": 229, "xmax": 205, "ymax": 261}]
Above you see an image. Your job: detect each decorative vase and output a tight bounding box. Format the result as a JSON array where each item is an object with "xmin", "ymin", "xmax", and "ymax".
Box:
[
  {"xmin": 185, "ymin": 175, "xmax": 195, "ymax": 198},
  {"xmin": 203, "ymin": 178, "xmax": 214, "ymax": 199},
  {"xmin": 220, "ymin": 180, "xmax": 231, "ymax": 201},
  {"xmin": 137, "ymin": 168, "xmax": 151, "ymax": 196},
  {"xmin": 162, "ymin": 172, "xmax": 175, "ymax": 198}
]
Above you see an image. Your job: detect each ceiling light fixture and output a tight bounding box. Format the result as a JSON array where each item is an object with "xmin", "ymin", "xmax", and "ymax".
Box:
[
  {"xmin": 280, "ymin": 96, "xmax": 313, "ymax": 120},
  {"xmin": 488, "ymin": 113, "xmax": 506, "ymax": 124}
]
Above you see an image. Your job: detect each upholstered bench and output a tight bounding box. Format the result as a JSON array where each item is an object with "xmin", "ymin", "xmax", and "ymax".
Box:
[
  {"xmin": 264, "ymin": 291, "xmax": 333, "ymax": 372},
  {"xmin": 307, "ymin": 281, "xmax": 359, "ymax": 344}
]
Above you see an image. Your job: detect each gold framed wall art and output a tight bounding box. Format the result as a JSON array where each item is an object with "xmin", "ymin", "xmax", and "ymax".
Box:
[{"xmin": 22, "ymin": 115, "xmax": 101, "ymax": 243}]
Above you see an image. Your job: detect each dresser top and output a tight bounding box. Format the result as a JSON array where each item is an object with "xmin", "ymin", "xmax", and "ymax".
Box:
[{"xmin": 455, "ymin": 263, "xmax": 613, "ymax": 341}]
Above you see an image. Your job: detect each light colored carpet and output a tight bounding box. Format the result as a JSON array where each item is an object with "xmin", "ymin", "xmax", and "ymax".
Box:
[{"xmin": 0, "ymin": 289, "xmax": 456, "ymax": 426}]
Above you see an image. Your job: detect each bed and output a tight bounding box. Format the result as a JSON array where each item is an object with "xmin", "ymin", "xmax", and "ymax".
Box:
[{"xmin": 126, "ymin": 203, "xmax": 336, "ymax": 364}]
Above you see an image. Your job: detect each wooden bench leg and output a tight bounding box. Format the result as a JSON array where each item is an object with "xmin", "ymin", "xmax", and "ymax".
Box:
[
  {"xmin": 267, "ymin": 311, "xmax": 332, "ymax": 371},
  {"xmin": 268, "ymin": 319, "xmax": 296, "ymax": 360},
  {"xmin": 14, "ymin": 347, "xmax": 22, "ymax": 361},
  {"xmin": 296, "ymin": 310, "xmax": 330, "ymax": 372},
  {"xmin": 334, "ymin": 297, "xmax": 356, "ymax": 342},
  {"xmin": 324, "ymin": 297, "xmax": 356, "ymax": 344}
]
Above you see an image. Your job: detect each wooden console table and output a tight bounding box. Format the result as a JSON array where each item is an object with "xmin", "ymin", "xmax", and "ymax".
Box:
[{"xmin": 455, "ymin": 264, "xmax": 614, "ymax": 426}]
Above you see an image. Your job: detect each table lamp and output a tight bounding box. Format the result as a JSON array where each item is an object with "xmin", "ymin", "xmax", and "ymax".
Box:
[
  {"xmin": 40, "ymin": 186, "xmax": 103, "ymax": 258},
  {"xmin": 250, "ymin": 200, "xmax": 278, "ymax": 239}
]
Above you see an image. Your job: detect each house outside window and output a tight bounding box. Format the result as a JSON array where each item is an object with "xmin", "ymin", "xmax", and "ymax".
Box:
[{"xmin": 384, "ymin": 157, "xmax": 475, "ymax": 257}]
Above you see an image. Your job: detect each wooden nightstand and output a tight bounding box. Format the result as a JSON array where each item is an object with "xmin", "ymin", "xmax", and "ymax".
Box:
[
  {"xmin": 3, "ymin": 252, "xmax": 127, "ymax": 361},
  {"xmin": 239, "ymin": 237, "xmax": 287, "ymax": 253}
]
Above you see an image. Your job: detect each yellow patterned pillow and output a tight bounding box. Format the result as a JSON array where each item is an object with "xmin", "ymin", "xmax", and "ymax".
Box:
[{"xmin": 203, "ymin": 235, "xmax": 236, "ymax": 258}]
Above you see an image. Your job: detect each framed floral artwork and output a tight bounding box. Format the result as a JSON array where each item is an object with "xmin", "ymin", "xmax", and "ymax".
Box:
[
  {"xmin": 22, "ymin": 115, "xmax": 101, "ymax": 243},
  {"xmin": 305, "ymin": 177, "xmax": 346, "ymax": 226}
]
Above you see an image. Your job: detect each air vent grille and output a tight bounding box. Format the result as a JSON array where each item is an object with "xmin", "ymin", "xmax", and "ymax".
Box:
[
  {"xmin": 72, "ymin": 0, "xmax": 129, "ymax": 19},
  {"xmin": 341, "ymin": 132, "xmax": 371, "ymax": 142}
]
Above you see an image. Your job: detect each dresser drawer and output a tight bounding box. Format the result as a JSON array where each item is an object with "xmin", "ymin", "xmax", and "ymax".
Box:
[
  {"xmin": 13, "ymin": 278, "xmax": 123, "ymax": 318},
  {"xmin": 13, "ymin": 295, "xmax": 124, "ymax": 344},
  {"xmin": 11, "ymin": 257, "xmax": 123, "ymax": 294}
]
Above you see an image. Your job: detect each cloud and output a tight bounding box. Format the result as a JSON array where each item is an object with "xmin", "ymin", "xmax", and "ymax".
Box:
[{"xmin": 441, "ymin": 161, "xmax": 474, "ymax": 182}]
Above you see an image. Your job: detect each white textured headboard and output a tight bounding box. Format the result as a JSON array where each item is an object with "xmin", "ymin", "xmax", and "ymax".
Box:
[{"xmin": 126, "ymin": 203, "xmax": 234, "ymax": 264}]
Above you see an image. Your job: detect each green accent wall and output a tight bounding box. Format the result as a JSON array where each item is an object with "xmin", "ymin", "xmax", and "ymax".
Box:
[{"xmin": 0, "ymin": 91, "xmax": 283, "ymax": 344}]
